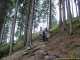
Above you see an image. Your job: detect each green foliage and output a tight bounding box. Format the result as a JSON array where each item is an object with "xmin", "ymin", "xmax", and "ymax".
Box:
[
  {"xmin": 14, "ymin": 35, "xmax": 24, "ymax": 51},
  {"xmin": 0, "ymin": 44, "xmax": 9, "ymax": 51},
  {"xmin": 50, "ymin": 24, "xmax": 59, "ymax": 32},
  {"xmin": 13, "ymin": 42, "xmax": 23, "ymax": 52},
  {"xmin": 69, "ymin": 51, "xmax": 77, "ymax": 58},
  {"xmin": 75, "ymin": 23, "xmax": 80, "ymax": 28},
  {"xmin": 15, "ymin": 35, "xmax": 24, "ymax": 44},
  {"xmin": 72, "ymin": 17, "xmax": 78, "ymax": 24}
]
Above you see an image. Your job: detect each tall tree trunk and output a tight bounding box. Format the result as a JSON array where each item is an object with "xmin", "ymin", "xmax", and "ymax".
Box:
[
  {"xmin": 49, "ymin": 0, "xmax": 51, "ymax": 29},
  {"xmin": 59, "ymin": 0, "xmax": 63, "ymax": 27},
  {"xmin": 77, "ymin": 0, "xmax": 80, "ymax": 21},
  {"xmin": 24, "ymin": 0, "xmax": 31, "ymax": 47},
  {"xmin": 74, "ymin": 0, "xmax": 78, "ymax": 16},
  {"xmin": 68, "ymin": 0, "xmax": 73, "ymax": 35},
  {"xmin": 0, "ymin": 22, "xmax": 5, "ymax": 46},
  {"xmin": 0, "ymin": 0, "xmax": 7, "ymax": 36},
  {"xmin": 71, "ymin": 0, "xmax": 74, "ymax": 18},
  {"xmin": 9, "ymin": 0, "xmax": 18, "ymax": 55},
  {"xmin": 26, "ymin": 0, "xmax": 35, "ymax": 47},
  {"xmin": 62, "ymin": 0, "xmax": 66, "ymax": 31}
]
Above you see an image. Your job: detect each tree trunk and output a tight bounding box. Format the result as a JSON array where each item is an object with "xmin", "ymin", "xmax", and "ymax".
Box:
[
  {"xmin": 0, "ymin": 22, "xmax": 5, "ymax": 46},
  {"xmin": 77, "ymin": 0, "xmax": 80, "ymax": 21},
  {"xmin": 26, "ymin": 0, "xmax": 35, "ymax": 47},
  {"xmin": 0, "ymin": 0, "xmax": 7, "ymax": 36},
  {"xmin": 62, "ymin": 0, "xmax": 66, "ymax": 31},
  {"xmin": 24, "ymin": 0, "xmax": 31, "ymax": 47},
  {"xmin": 9, "ymin": 0, "xmax": 18, "ymax": 55},
  {"xmin": 59, "ymin": 0, "xmax": 63, "ymax": 27},
  {"xmin": 68, "ymin": 0, "xmax": 73, "ymax": 35},
  {"xmin": 71, "ymin": 0, "xmax": 74, "ymax": 18},
  {"xmin": 49, "ymin": 0, "xmax": 51, "ymax": 29},
  {"xmin": 74, "ymin": 0, "xmax": 78, "ymax": 16}
]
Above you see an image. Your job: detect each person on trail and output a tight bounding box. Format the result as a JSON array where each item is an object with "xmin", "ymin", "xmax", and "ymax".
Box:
[
  {"xmin": 42, "ymin": 30, "xmax": 46, "ymax": 41},
  {"xmin": 39, "ymin": 27, "xmax": 42, "ymax": 39},
  {"xmin": 45, "ymin": 28, "xmax": 48, "ymax": 39}
]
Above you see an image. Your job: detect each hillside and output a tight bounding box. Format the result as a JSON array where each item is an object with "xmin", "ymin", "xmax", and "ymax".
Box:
[{"xmin": 1, "ymin": 17, "xmax": 80, "ymax": 60}]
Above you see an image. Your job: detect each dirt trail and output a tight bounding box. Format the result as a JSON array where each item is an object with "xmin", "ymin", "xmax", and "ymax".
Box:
[{"xmin": 3, "ymin": 39, "xmax": 60, "ymax": 60}]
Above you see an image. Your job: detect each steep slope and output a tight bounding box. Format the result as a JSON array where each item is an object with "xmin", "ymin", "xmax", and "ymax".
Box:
[{"xmin": 1, "ymin": 17, "xmax": 80, "ymax": 60}]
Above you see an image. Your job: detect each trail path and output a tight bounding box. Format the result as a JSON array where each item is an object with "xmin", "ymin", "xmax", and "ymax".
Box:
[{"xmin": 3, "ymin": 39, "xmax": 60, "ymax": 60}]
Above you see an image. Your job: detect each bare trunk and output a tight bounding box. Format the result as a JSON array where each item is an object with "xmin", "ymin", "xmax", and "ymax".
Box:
[
  {"xmin": 49, "ymin": 0, "xmax": 51, "ymax": 29},
  {"xmin": 0, "ymin": 22, "xmax": 5, "ymax": 46},
  {"xmin": 24, "ymin": 0, "xmax": 31, "ymax": 47},
  {"xmin": 71, "ymin": 0, "xmax": 74, "ymax": 18},
  {"xmin": 74, "ymin": 0, "xmax": 78, "ymax": 16},
  {"xmin": 0, "ymin": 0, "xmax": 7, "ymax": 36},
  {"xmin": 62, "ymin": 0, "xmax": 66, "ymax": 31},
  {"xmin": 59, "ymin": 0, "xmax": 63, "ymax": 27},
  {"xmin": 78, "ymin": 0, "xmax": 80, "ymax": 21},
  {"xmin": 68, "ymin": 0, "xmax": 73, "ymax": 35},
  {"xmin": 26, "ymin": 0, "xmax": 35, "ymax": 47},
  {"xmin": 9, "ymin": 0, "xmax": 18, "ymax": 55}
]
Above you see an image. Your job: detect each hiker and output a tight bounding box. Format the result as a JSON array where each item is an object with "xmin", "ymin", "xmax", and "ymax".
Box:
[
  {"xmin": 45, "ymin": 27, "xmax": 50, "ymax": 39},
  {"xmin": 39, "ymin": 27, "xmax": 42, "ymax": 39},
  {"xmin": 39, "ymin": 31, "xmax": 42, "ymax": 39},
  {"xmin": 42, "ymin": 30, "xmax": 46, "ymax": 41},
  {"xmin": 45, "ymin": 28, "xmax": 48, "ymax": 39}
]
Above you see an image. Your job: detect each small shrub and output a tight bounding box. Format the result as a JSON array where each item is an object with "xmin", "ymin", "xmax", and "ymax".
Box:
[
  {"xmin": 50, "ymin": 24, "xmax": 59, "ymax": 32},
  {"xmin": 72, "ymin": 17, "xmax": 78, "ymax": 24},
  {"xmin": 0, "ymin": 44, "xmax": 9, "ymax": 51},
  {"xmin": 16, "ymin": 35, "xmax": 24, "ymax": 44},
  {"xmin": 75, "ymin": 23, "xmax": 80, "ymax": 28}
]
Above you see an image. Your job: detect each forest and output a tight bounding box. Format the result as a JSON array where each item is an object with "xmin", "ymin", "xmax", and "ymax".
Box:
[{"xmin": 0, "ymin": 0, "xmax": 80, "ymax": 60}]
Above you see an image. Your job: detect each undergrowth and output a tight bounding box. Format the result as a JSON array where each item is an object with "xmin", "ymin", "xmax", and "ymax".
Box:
[{"xmin": 0, "ymin": 44, "xmax": 9, "ymax": 52}]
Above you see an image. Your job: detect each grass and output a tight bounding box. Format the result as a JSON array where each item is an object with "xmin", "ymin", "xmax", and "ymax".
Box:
[
  {"xmin": 13, "ymin": 42, "xmax": 23, "ymax": 52},
  {"xmin": 68, "ymin": 51, "xmax": 78, "ymax": 58},
  {"xmin": 13, "ymin": 33, "xmax": 39, "ymax": 51},
  {"xmin": 32, "ymin": 32, "xmax": 39, "ymax": 40},
  {"xmin": 50, "ymin": 24, "xmax": 59, "ymax": 32},
  {"xmin": 0, "ymin": 44, "xmax": 9, "ymax": 51}
]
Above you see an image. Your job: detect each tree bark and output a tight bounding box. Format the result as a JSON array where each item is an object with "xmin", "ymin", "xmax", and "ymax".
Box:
[
  {"xmin": 0, "ymin": 22, "xmax": 5, "ymax": 46},
  {"xmin": 0, "ymin": 0, "xmax": 7, "ymax": 36},
  {"xmin": 49, "ymin": 0, "xmax": 51, "ymax": 29},
  {"xmin": 59, "ymin": 0, "xmax": 63, "ymax": 27},
  {"xmin": 9, "ymin": 0, "xmax": 18, "ymax": 55},
  {"xmin": 68, "ymin": 0, "xmax": 73, "ymax": 35},
  {"xmin": 71, "ymin": 0, "xmax": 74, "ymax": 18},
  {"xmin": 24, "ymin": 0, "xmax": 31, "ymax": 47},
  {"xmin": 26, "ymin": 0, "xmax": 35, "ymax": 47},
  {"xmin": 77, "ymin": 0, "xmax": 80, "ymax": 21},
  {"xmin": 62, "ymin": 0, "xmax": 66, "ymax": 31}
]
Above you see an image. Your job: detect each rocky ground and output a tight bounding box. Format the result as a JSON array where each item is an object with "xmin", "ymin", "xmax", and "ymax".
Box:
[{"xmin": 3, "ymin": 39, "xmax": 61, "ymax": 60}]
